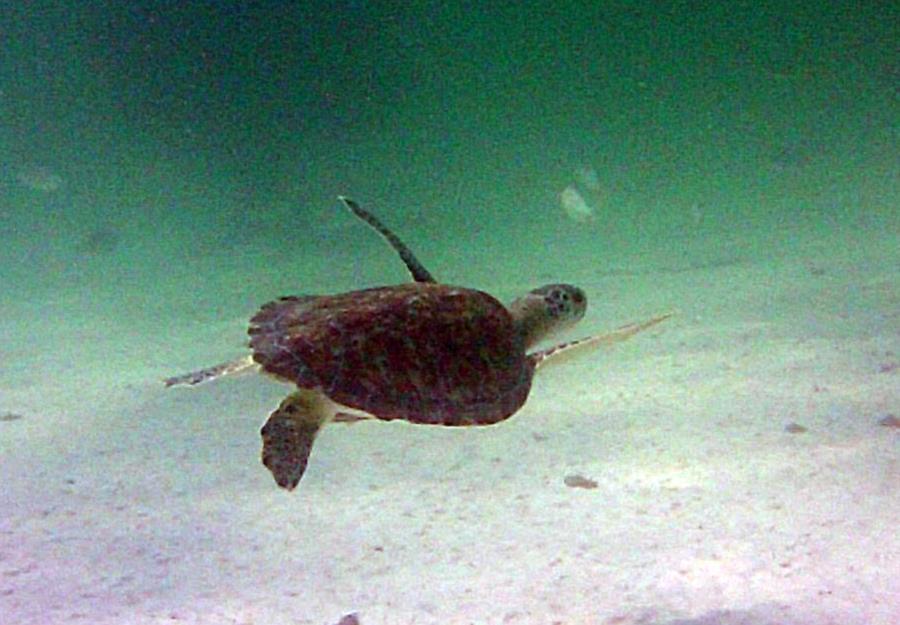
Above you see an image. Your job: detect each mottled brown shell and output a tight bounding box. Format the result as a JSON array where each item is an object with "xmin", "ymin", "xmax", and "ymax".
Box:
[{"xmin": 248, "ymin": 282, "xmax": 535, "ymax": 426}]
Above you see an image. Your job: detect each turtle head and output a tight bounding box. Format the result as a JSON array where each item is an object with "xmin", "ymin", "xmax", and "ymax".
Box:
[{"xmin": 508, "ymin": 284, "xmax": 587, "ymax": 349}]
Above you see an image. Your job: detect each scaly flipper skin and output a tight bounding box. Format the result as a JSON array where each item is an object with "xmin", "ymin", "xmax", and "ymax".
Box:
[
  {"xmin": 531, "ymin": 312, "xmax": 673, "ymax": 369},
  {"xmin": 260, "ymin": 389, "xmax": 336, "ymax": 490},
  {"xmin": 338, "ymin": 196, "xmax": 436, "ymax": 283},
  {"xmin": 163, "ymin": 355, "xmax": 257, "ymax": 387}
]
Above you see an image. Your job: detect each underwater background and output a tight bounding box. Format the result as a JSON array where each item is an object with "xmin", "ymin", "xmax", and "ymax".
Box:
[{"xmin": 1, "ymin": 2, "xmax": 897, "ymax": 624}]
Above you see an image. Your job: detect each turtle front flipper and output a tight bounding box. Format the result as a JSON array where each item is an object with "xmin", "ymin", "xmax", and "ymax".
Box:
[
  {"xmin": 261, "ymin": 389, "xmax": 336, "ymax": 490},
  {"xmin": 337, "ymin": 196, "xmax": 436, "ymax": 283},
  {"xmin": 164, "ymin": 355, "xmax": 257, "ymax": 387},
  {"xmin": 531, "ymin": 312, "xmax": 674, "ymax": 369}
]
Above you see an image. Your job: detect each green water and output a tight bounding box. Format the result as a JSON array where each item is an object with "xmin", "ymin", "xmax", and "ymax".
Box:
[{"xmin": 3, "ymin": 2, "xmax": 895, "ymax": 294}]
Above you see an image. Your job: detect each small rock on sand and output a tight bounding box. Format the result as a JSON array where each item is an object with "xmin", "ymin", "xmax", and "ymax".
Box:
[{"xmin": 564, "ymin": 473, "xmax": 599, "ymax": 489}]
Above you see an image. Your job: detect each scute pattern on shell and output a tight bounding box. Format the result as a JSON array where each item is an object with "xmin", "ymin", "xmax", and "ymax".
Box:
[{"xmin": 248, "ymin": 283, "xmax": 535, "ymax": 426}]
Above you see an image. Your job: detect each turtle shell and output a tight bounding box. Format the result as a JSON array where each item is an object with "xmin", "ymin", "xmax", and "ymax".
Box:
[{"xmin": 248, "ymin": 282, "xmax": 535, "ymax": 426}]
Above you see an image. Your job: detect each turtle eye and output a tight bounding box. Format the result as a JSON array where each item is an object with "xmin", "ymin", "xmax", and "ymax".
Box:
[{"xmin": 527, "ymin": 284, "xmax": 586, "ymax": 320}]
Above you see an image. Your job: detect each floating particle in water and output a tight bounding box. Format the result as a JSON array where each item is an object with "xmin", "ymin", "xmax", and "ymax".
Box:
[
  {"xmin": 0, "ymin": 412, "xmax": 24, "ymax": 422},
  {"xmin": 784, "ymin": 422, "xmax": 808, "ymax": 434},
  {"xmin": 877, "ymin": 414, "xmax": 899, "ymax": 428},
  {"xmin": 771, "ymin": 140, "xmax": 813, "ymax": 171},
  {"xmin": 574, "ymin": 163, "xmax": 601, "ymax": 192},
  {"xmin": 15, "ymin": 164, "xmax": 63, "ymax": 192},
  {"xmin": 559, "ymin": 185, "xmax": 595, "ymax": 223},
  {"xmin": 689, "ymin": 201, "xmax": 704, "ymax": 227},
  {"xmin": 77, "ymin": 226, "xmax": 121, "ymax": 255}
]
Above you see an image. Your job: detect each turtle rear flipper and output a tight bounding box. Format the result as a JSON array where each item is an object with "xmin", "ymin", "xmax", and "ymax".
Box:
[
  {"xmin": 261, "ymin": 390, "xmax": 335, "ymax": 490},
  {"xmin": 164, "ymin": 355, "xmax": 257, "ymax": 387}
]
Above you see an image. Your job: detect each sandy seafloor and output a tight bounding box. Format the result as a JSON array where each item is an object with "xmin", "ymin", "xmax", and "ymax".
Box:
[{"xmin": 1, "ymin": 140, "xmax": 897, "ymax": 625}]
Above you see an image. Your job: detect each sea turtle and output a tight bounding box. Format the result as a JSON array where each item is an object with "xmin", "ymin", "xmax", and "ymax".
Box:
[{"xmin": 165, "ymin": 197, "xmax": 671, "ymax": 490}]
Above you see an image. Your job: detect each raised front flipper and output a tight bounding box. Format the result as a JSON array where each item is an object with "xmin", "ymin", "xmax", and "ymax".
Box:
[
  {"xmin": 260, "ymin": 390, "xmax": 336, "ymax": 490},
  {"xmin": 338, "ymin": 196, "xmax": 436, "ymax": 283},
  {"xmin": 163, "ymin": 355, "xmax": 256, "ymax": 387}
]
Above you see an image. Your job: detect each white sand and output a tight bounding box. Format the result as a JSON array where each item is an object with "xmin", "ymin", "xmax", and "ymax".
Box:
[{"xmin": 1, "ymin": 186, "xmax": 897, "ymax": 625}]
